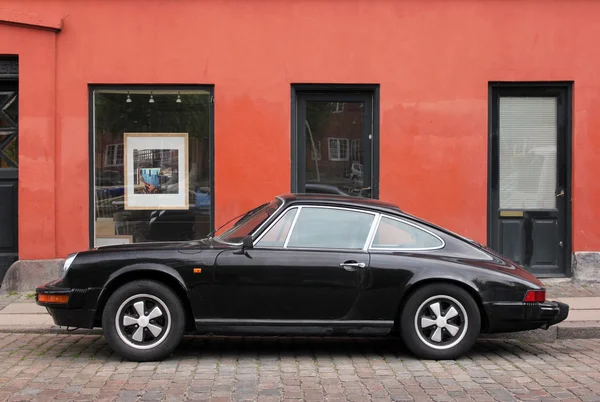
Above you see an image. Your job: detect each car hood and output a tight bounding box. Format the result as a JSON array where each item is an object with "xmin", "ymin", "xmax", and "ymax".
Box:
[{"xmin": 91, "ymin": 238, "xmax": 235, "ymax": 252}]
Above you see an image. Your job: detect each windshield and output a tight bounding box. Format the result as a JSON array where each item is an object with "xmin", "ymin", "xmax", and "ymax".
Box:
[{"xmin": 216, "ymin": 198, "xmax": 282, "ymax": 243}]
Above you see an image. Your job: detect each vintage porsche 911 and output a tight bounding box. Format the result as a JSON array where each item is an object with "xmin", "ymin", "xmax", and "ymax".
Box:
[{"xmin": 36, "ymin": 194, "xmax": 569, "ymax": 361}]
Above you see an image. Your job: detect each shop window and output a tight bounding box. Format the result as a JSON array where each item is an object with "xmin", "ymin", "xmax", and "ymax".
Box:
[{"xmin": 91, "ymin": 87, "xmax": 213, "ymax": 247}]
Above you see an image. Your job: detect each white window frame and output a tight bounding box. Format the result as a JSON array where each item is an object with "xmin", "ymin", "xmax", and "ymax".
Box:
[
  {"xmin": 328, "ymin": 138, "xmax": 349, "ymax": 161},
  {"xmin": 104, "ymin": 144, "xmax": 123, "ymax": 167}
]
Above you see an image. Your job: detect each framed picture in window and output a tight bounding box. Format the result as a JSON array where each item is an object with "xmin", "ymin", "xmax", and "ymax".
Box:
[{"xmin": 123, "ymin": 133, "xmax": 189, "ymax": 210}]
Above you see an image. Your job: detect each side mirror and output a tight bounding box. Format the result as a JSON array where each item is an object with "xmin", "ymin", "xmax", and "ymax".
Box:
[
  {"xmin": 242, "ymin": 235, "xmax": 254, "ymax": 249},
  {"xmin": 233, "ymin": 235, "xmax": 253, "ymax": 255}
]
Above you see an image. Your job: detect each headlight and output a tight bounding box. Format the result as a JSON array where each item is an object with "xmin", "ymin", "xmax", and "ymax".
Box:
[{"xmin": 61, "ymin": 253, "xmax": 78, "ymax": 277}]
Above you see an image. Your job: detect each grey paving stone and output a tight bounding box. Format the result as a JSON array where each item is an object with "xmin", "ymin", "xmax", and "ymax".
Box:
[{"xmin": 0, "ymin": 334, "xmax": 597, "ymax": 400}]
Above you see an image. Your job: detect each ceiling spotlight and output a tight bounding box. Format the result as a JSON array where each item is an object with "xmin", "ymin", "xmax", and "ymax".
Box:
[{"xmin": 149, "ymin": 93, "xmax": 154, "ymax": 104}]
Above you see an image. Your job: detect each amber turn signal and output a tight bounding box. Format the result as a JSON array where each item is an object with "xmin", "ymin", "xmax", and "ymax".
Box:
[
  {"xmin": 523, "ymin": 290, "xmax": 546, "ymax": 302},
  {"xmin": 193, "ymin": 268, "xmax": 202, "ymax": 274},
  {"xmin": 38, "ymin": 294, "xmax": 69, "ymax": 304}
]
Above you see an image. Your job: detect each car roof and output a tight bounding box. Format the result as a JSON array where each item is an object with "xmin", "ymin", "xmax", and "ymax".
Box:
[
  {"xmin": 277, "ymin": 193, "xmax": 479, "ymax": 247},
  {"xmin": 278, "ymin": 193, "xmax": 404, "ymax": 214}
]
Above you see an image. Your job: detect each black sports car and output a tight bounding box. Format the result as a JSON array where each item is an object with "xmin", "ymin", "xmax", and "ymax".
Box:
[{"xmin": 35, "ymin": 194, "xmax": 569, "ymax": 361}]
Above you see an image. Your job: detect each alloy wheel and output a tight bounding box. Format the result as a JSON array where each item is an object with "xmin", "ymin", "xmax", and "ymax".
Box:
[
  {"xmin": 115, "ymin": 293, "xmax": 172, "ymax": 350},
  {"xmin": 414, "ymin": 295, "xmax": 468, "ymax": 350}
]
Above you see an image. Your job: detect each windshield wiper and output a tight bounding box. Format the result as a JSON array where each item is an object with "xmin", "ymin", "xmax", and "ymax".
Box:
[{"xmin": 206, "ymin": 202, "xmax": 269, "ymax": 240}]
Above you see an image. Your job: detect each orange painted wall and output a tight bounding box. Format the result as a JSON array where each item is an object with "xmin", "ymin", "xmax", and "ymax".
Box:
[
  {"xmin": 0, "ymin": 22, "xmax": 56, "ymax": 260},
  {"xmin": 2, "ymin": 0, "xmax": 600, "ymax": 259}
]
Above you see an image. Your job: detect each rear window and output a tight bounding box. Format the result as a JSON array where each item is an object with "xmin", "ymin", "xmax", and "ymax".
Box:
[{"xmin": 371, "ymin": 216, "xmax": 444, "ymax": 250}]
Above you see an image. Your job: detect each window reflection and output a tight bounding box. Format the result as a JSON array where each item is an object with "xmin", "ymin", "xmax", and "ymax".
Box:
[
  {"xmin": 93, "ymin": 89, "xmax": 212, "ymax": 246},
  {"xmin": 304, "ymin": 101, "xmax": 369, "ymax": 197}
]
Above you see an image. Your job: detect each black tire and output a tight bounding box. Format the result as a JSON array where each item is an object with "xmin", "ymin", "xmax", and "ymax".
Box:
[
  {"xmin": 102, "ymin": 280, "xmax": 185, "ymax": 361},
  {"xmin": 400, "ymin": 283, "xmax": 480, "ymax": 360}
]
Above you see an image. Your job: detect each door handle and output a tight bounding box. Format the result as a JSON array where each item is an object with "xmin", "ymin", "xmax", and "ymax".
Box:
[
  {"xmin": 340, "ymin": 261, "xmax": 366, "ymax": 271},
  {"xmin": 556, "ymin": 190, "xmax": 565, "ymax": 198}
]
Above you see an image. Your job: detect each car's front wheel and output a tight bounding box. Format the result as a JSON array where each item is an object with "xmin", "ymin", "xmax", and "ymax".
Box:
[
  {"xmin": 400, "ymin": 283, "xmax": 481, "ymax": 360},
  {"xmin": 102, "ymin": 280, "xmax": 185, "ymax": 361}
]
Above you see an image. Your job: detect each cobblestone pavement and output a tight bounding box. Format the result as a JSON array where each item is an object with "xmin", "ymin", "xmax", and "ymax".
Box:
[{"xmin": 0, "ymin": 334, "xmax": 599, "ymax": 401}]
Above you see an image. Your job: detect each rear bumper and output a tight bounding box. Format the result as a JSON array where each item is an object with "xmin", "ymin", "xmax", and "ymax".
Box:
[
  {"xmin": 35, "ymin": 280, "xmax": 101, "ymax": 329},
  {"xmin": 483, "ymin": 300, "xmax": 569, "ymax": 333}
]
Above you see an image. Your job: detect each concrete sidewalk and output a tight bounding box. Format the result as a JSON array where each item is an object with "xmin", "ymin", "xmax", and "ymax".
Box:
[{"xmin": 0, "ymin": 279, "xmax": 599, "ymax": 341}]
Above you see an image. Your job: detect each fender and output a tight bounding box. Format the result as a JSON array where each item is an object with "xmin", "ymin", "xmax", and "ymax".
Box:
[
  {"xmin": 402, "ymin": 262, "xmax": 531, "ymax": 304},
  {"xmin": 97, "ymin": 263, "xmax": 188, "ymax": 305},
  {"xmin": 405, "ymin": 272, "xmax": 481, "ymax": 295}
]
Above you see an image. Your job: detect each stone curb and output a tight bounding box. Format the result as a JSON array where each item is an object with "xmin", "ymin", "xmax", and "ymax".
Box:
[{"xmin": 480, "ymin": 322, "xmax": 600, "ymax": 342}]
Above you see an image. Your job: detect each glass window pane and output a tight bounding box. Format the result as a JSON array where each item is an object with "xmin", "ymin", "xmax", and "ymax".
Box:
[
  {"xmin": 93, "ymin": 89, "xmax": 212, "ymax": 246},
  {"xmin": 256, "ymin": 208, "xmax": 298, "ymax": 248},
  {"xmin": 287, "ymin": 207, "xmax": 374, "ymax": 249},
  {"xmin": 304, "ymin": 101, "xmax": 368, "ymax": 197},
  {"xmin": 0, "ymin": 91, "xmax": 18, "ymax": 168},
  {"xmin": 499, "ymin": 97, "xmax": 557, "ymax": 210},
  {"xmin": 371, "ymin": 217, "xmax": 443, "ymax": 249}
]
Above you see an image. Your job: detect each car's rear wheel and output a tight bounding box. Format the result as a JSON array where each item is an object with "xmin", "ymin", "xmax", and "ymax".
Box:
[
  {"xmin": 400, "ymin": 283, "xmax": 480, "ymax": 360},
  {"xmin": 102, "ymin": 280, "xmax": 185, "ymax": 361}
]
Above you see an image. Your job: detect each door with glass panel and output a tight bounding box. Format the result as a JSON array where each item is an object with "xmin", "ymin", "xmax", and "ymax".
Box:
[
  {"xmin": 489, "ymin": 84, "xmax": 571, "ymax": 276},
  {"xmin": 293, "ymin": 86, "xmax": 378, "ymax": 198},
  {"xmin": 0, "ymin": 61, "xmax": 18, "ymax": 280}
]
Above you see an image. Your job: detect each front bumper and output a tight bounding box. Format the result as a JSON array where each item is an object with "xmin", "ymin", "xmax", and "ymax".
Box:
[
  {"xmin": 483, "ymin": 300, "xmax": 569, "ymax": 333},
  {"xmin": 35, "ymin": 280, "xmax": 101, "ymax": 329}
]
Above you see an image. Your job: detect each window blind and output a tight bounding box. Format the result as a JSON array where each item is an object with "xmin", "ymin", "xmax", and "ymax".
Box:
[{"xmin": 499, "ymin": 97, "xmax": 557, "ymax": 210}]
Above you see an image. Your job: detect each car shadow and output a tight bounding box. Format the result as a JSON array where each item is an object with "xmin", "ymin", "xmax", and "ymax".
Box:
[
  {"xmin": 170, "ymin": 336, "xmax": 560, "ymax": 361},
  {"xmin": 50, "ymin": 334, "xmax": 580, "ymax": 362}
]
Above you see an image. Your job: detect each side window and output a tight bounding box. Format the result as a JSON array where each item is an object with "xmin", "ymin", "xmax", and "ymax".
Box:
[
  {"xmin": 287, "ymin": 207, "xmax": 375, "ymax": 250},
  {"xmin": 371, "ymin": 216, "xmax": 444, "ymax": 250},
  {"xmin": 255, "ymin": 208, "xmax": 298, "ymax": 248}
]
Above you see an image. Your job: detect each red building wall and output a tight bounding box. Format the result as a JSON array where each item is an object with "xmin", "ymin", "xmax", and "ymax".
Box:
[{"xmin": 1, "ymin": 0, "xmax": 600, "ymax": 260}]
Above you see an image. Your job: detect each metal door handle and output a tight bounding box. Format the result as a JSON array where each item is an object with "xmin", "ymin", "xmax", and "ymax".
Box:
[
  {"xmin": 340, "ymin": 262, "xmax": 365, "ymax": 271},
  {"xmin": 556, "ymin": 190, "xmax": 565, "ymax": 198}
]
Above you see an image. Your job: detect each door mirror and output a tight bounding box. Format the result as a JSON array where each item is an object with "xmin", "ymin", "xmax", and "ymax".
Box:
[
  {"xmin": 233, "ymin": 235, "xmax": 253, "ymax": 255},
  {"xmin": 242, "ymin": 235, "xmax": 254, "ymax": 249}
]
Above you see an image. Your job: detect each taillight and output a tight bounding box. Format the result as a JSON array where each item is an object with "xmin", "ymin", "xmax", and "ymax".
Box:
[{"xmin": 523, "ymin": 290, "xmax": 546, "ymax": 302}]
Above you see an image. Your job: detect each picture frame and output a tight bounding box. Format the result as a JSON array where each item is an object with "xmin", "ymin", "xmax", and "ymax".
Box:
[{"xmin": 123, "ymin": 133, "xmax": 189, "ymax": 210}]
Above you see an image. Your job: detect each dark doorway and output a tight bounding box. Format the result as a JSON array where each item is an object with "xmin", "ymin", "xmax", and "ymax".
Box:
[
  {"xmin": 292, "ymin": 85, "xmax": 379, "ymax": 199},
  {"xmin": 488, "ymin": 82, "xmax": 572, "ymax": 277},
  {"xmin": 0, "ymin": 58, "xmax": 18, "ymax": 284}
]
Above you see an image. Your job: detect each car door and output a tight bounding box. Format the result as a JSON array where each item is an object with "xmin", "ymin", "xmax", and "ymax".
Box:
[{"xmin": 212, "ymin": 205, "xmax": 377, "ymax": 321}]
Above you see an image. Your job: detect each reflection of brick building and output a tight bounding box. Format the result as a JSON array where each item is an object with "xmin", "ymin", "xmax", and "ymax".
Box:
[{"xmin": 305, "ymin": 102, "xmax": 364, "ymax": 183}]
